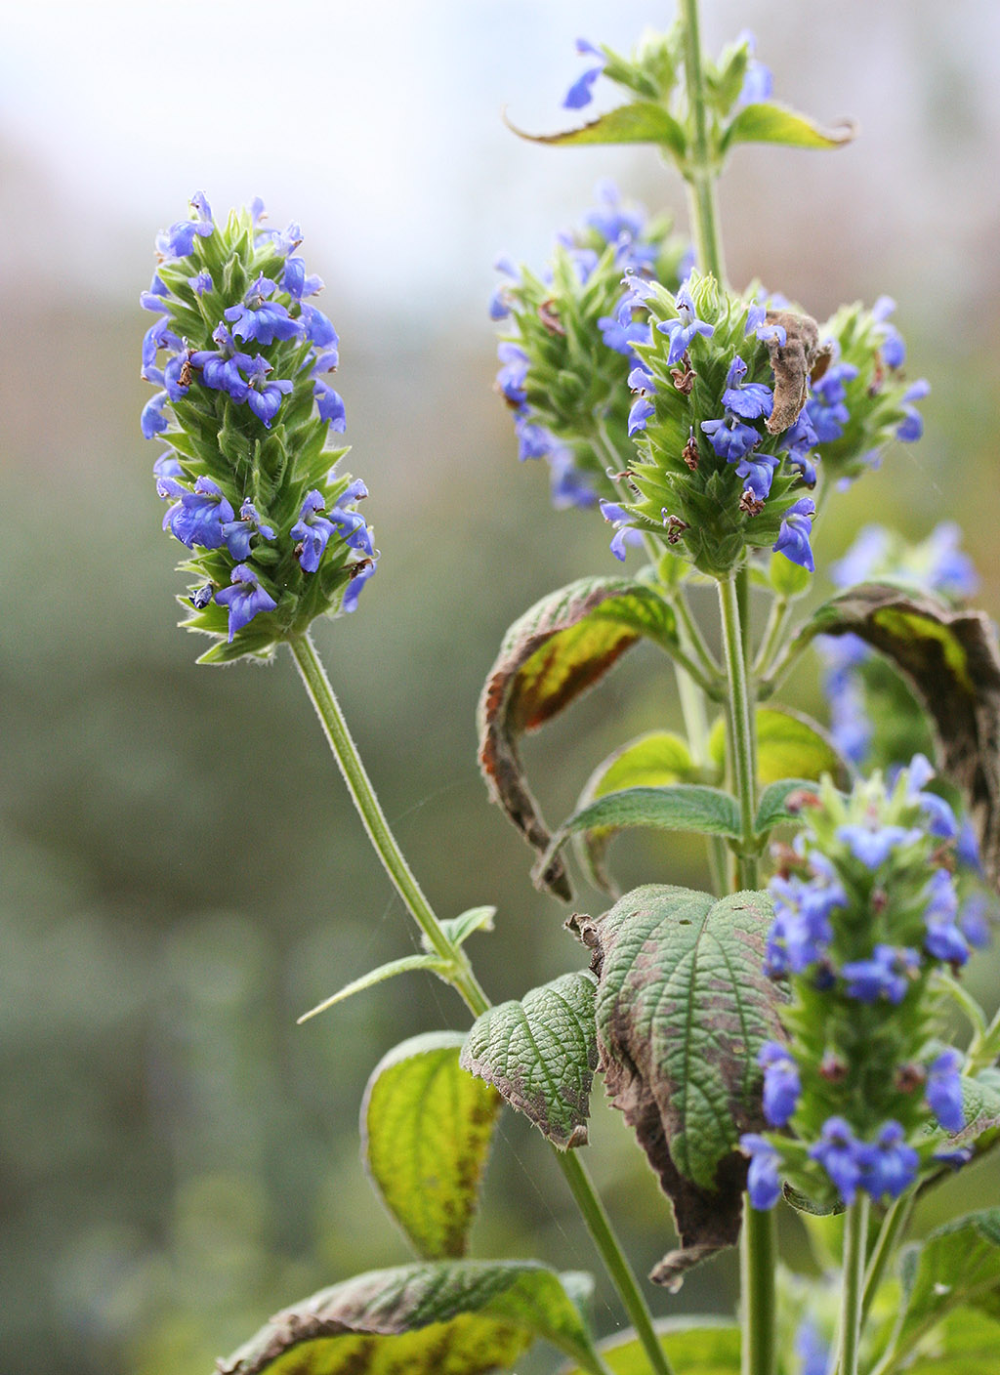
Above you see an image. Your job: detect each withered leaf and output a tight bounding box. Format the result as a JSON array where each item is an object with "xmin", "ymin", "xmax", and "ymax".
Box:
[
  {"xmin": 787, "ymin": 582, "xmax": 1000, "ymax": 888},
  {"xmin": 764, "ymin": 309, "xmax": 833, "ymax": 434},
  {"xmin": 477, "ymin": 576, "xmax": 677, "ymax": 900},
  {"xmin": 568, "ymin": 884, "xmax": 782, "ymax": 1288}
]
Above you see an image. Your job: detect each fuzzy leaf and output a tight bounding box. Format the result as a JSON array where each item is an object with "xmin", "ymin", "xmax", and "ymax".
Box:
[
  {"xmin": 460, "ymin": 972, "xmax": 597, "ymax": 1149},
  {"xmin": 721, "ymin": 101, "xmax": 857, "ymax": 153},
  {"xmin": 892, "ymin": 1209, "xmax": 1000, "ymax": 1365},
  {"xmin": 754, "ymin": 779, "xmax": 821, "ymax": 836},
  {"xmin": 789, "ymin": 583, "xmax": 1000, "ymax": 887},
  {"xmin": 478, "ymin": 575, "xmax": 677, "ymax": 899},
  {"xmin": 558, "ymin": 1316, "xmax": 740, "ymax": 1374},
  {"xmin": 708, "ymin": 706, "xmax": 842, "ymax": 787},
  {"xmin": 568, "ymin": 885, "xmax": 782, "ymax": 1287},
  {"xmin": 298, "ymin": 955, "xmax": 454, "ymax": 1024},
  {"xmin": 506, "ymin": 101, "xmax": 686, "ymax": 158},
  {"xmin": 431, "ymin": 906, "xmax": 496, "ymax": 949},
  {"xmin": 544, "ymin": 786, "xmax": 742, "ymax": 890},
  {"xmin": 215, "ymin": 1260, "xmax": 602, "ymax": 1375},
  {"xmin": 904, "ymin": 1308, "xmax": 1000, "ymax": 1374},
  {"xmin": 361, "ymin": 1033, "xmax": 502, "ymax": 1261},
  {"xmin": 950, "ymin": 1069, "xmax": 1000, "ymax": 1151},
  {"xmin": 574, "ymin": 731, "xmax": 698, "ymax": 892}
]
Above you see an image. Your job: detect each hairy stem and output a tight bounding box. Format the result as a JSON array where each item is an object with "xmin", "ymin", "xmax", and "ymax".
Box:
[
  {"xmin": 679, "ymin": 0, "xmax": 726, "ymax": 284},
  {"xmin": 741, "ymin": 1207, "xmax": 778, "ymax": 1375},
  {"xmin": 717, "ymin": 576, "xmax": 759, "ymax": 890},
  {"xmin": 836, "ymin": 1196, "xmax": 870, "ymax": 1375},
  {"xmin": 861, "ymin": 1192, "xmax": 914, "ymax": 1327},
  {"xmin": 288, "ymin": 629, "xmax": 672, "ymax": 1375}
]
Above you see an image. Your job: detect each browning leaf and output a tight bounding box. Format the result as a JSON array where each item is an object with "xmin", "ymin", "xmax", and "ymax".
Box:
[
  {"xmin": 568, "ymin": 884, "xmax": 782, "ymax": 1289},
  {"xmin": 793, "ymin": 583, "xmax": 1000, "ymax": 887},
  {"xmin": 763, "ymin": 309, "xmax": 832, "ymax": 434},
  {"xmin": 478, "ymin": 577, "xmax": 677, "ymax": 900}
]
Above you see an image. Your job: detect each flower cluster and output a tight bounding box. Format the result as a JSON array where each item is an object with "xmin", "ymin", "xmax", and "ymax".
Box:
[
  {"xmin": 491, "ymin": 181, "xmax": 689, "ymax": 512},
  {"xmin": 741, "ymin": 761, "xmax": 992, "ymax": 1212},
  {"xmin": 140, "ymin": 195, "xmax": 376, "ymax": 662},
  {"xmin": 818, "ymin": 523, "xmax": 979, "ymax": 767}
]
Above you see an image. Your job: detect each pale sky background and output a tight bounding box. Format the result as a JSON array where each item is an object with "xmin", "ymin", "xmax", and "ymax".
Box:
[{"xmin": 3, "ymin": 0, "xmax": 1000, "ymax": 334}]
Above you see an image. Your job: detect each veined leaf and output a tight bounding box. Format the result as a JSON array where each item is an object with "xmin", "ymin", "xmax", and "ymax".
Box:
[
  {"xmin": 569, "ymin": 885, "xmax": 782, "ymax": 1288},
  {"xmin": 558, "ymin": 1316, "xmax": 740, "ymax": 1374},
  {"xmin": 506, "ymin": 101, "xmax": 686, "ymax": 159},
  {"xmin": 786, "ymin": 583, "xmax": 1000, "ymax": 888},
  {"xmin": 298, "ymin": 955, "xmax": 454, "ymax": 1024},
  {"xmin": 891, "ymin": 1209, "xmax": 1000, "ymax": 1366},
  {"xmin": 754, "ymin": 779, "xmax": 821, "ymax": 836},
  {"xmin": 461, "ymin": 972, "xmax": 597, "ymax": 1149},
  {"xmin": 543, "ymin": 785, "xmax": 742, "ymax": 891},
  {"xmin": 904, "ymin": 1307, "xmax": 1000, "ymax": 1374},
  {"xmin": 721, "ymin": 101, "xmax": 857, "ymax": 153},
  {"xmin": 478, "ymin": 575, "xmax": 678, "ymax": 899},
  {"xmin": 361, "ymin": 1033, "xmax": 502, "ymax": 1261},
  {"xmin": 215, "ymin": 1260, "xmax": 603, "ymax": 1375},
  {"xmin": 708, "ymin": 706, "xmax": 843, "ymax": 787},
  {"xmin": 574, "ymin": 731, "xmax": 698, "ymax": 893}
]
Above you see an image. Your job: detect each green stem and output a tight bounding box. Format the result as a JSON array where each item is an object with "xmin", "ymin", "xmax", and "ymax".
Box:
[
  {"xmin": 559, "ymin": 1151, "xmax": 675, "ymax": 1375},
  {"xmin": 288, "ymin": 630, "xmax": 673, "ymax": 1375},
  {"xmin": 753, "ymin": 596, "xmax": 793, "ymax": 679},
  {"xmin": 836, "ymin": 1196, "xmax": 870, "ymax": 1375},
  {"xmin": 740, "ymin": 1207, "xmax": 778, "ymax": 1375},
  {"xmin": 717, "ymin": 576, "xmax": 759, "ymax": 890},
  {"xmin": 967, "ymin": 999, "xmax": 1000, "ymax": 1074},
  {"xmin": 861, "ymin": 1192, "xmax": 914, "ymax": 1328},
  {"xmin": 679, "ymin": 0, "xmax": 726, "ymax": 284},
  {"xmin": 670, "ymin": 609, "xmax": 727, "ymax": 895},
  {"xmin": 673, "ymin": 589, "xmax": 723, "ymax": 681}
]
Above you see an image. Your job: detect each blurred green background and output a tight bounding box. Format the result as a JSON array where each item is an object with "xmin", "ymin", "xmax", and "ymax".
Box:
[{"xmin": 3, "ymin": 3, "xmax": 1000, "ymax": 1372}]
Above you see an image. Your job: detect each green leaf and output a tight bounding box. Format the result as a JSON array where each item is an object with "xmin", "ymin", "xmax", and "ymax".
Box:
[
  {"xmin": 361, "ymin": 1033, "xmax": 502, "ymax": 1260},
  {"xmin": 768, "ymin": 551, "xmax": 812, "ymax": 599},
  {"xmin": 505, "ymin": 101, "xmax": 686, "ymax": 159},
  {"xmin": 787, "ymin": 583, "xmax": 1000, "ymax": 888},
  {"xmin": 568, "ymin": 885, "xmax": 782, "ymax": 1287},
  {"xmin": 721, "ymin": 101, "xmax": 857, "ymax": 153},
  {"xmin": 754, "ymin": 779, "xmax": 821, "ymax": 836},
  {"xmin": 216, "ymin": 1260, "xmax": 603, "ymax": 1375},
  {"xmin": 559, "ymin": 1316, "xmax": 740, "ymax": 1374},
  {"xmin": 573, "ymin": 731, "xmax": 698, "ymax": 892},
  {"xmin": 708, "ymin": 706, "xmax": 842, "ymax": 787},
  {"xmin": 298, "ymin": 955, "xmax": 455, "ymax": 1024},
  {"xmin": 905, "ymin": 1308, "xmax": 1000, "ymax": 1374},
  {"xmin": 892, "ymin": 1209, "xmax": 1000, "ymax": 1365},
  {"xmin": 429, "ymin": 906, "xmax": 496, "ymax": 950},
  {"xmin": 544, "ymin": 785, "xmax": 741, "ymax": 890},
  {"xmin": 460, "ymin": 972, "xmax": 597, "ymax": 1149},
  {"xmin": 950, "ymin": 1068, "xmax": 1000, "ymax": 1150},
  {"xmin": 478, "ymin": 574, "xmax": 678, "ymax": 899}
]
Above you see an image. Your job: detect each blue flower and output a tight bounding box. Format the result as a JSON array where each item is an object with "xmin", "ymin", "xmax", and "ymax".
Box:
[
  {"xmin": 745, "ymin": 298, "xmax": 786, "ymax": 346},
  {"xmin": 906, "ymin": 754, "xmax": 958, "ymax": 840},
  {"xmin": 496, "ymin": 342, "xmax": 529, "ymax": 407},
  {"xmin": 806, "ymin": 363, "xmax": 857, "ymax": 443},
  {"xmin": 657, "ymin": 283, "xmax": 715, "ymax": 365},
  {"xmin": 585, "ymin": 179, "xmax": 646, "ymax": 244},
  {"xmin": 871, "ymin": 296, "xmax": 906, "ymax": 369},
  {"xmin": 836, "ymin": 821, "xmax": 921, "ymax": 869},
  {"xmin": 864, "ymin": 1121, "xmax": 918, "ymax": 1201},
  {"xmin": 514, "ymin": 416, "xmax": 554, "ymax": 461},
  {"xmin": 214, "ymin": 563, "xmax": 278, "ymax": 641},
  {"xmin": 301, "ymin": 304, "xmax": 338, "ymax": 350},
  {"xmin": 281, "ymin": 256, "xmax": 324, "ymax": 300},
  {"xmin": 923, "ymin": 869, "xmax": 968, "ymax": 965},
  {"xmin": 896, "ymin": 380, "xmax": 929, "ymax": 442},
  {"xmin": 600, "ymin": 501, "xmax": 644, "ymax": 561},
  {"xmin": 740, "ymin": 1134, "xmax": 781, "ymax": 1210},
  {"xmin": 548, "ymin": 447, "xmax": 598, "ymax": 510},
  {"xmin": 191, "ymin": 326, "xmax": 254, "ymax": 402},
  {"xmin": 926, "ymin": 1049, "xmax": 964, "ymax": 1131},
  {"xmin": 598, "ymin": 291, "xmax": 653, "ymax": 357},
  {"xmin": 291, "ymin": 491, "xmax": 337, "ymax": 573},
  {"xmin": 162, "ymin": 476, "xmax": 235, "ymax": 550},
  {"xmin": 141, "ymin": 315, "xmax": 183, "ymax": 370},
  {"xmin": 156, "ymin": 191, "xmax": 214, "ymax": 259},
  {"xmin": 795, "ymin": 1320, "xmax": 830, "ymax": 1375},
  {"xmin": 342, "ymin": 557, "xmax": 377, "ymax": 612},
  {"xmin": 222, "ymin": 499, "xmax": 276, "ymax": 560},
  {"xmin": 563, "ymin": 38, "xmax": 607, "ymax": 109},
  {"xmin": 957, "ymin": 819, "xmax": 985, "ymax": 875},
  {"xmin": 735, "ymin": 32, "xmax": 774, "ymax": 107},
  {"xmin": 140, "ymin": 273, "xmax": 171, "ymax": 313},
  {"xmin": 736, "ymin": 451, "xmax": 780, "ymax": 502},
  {"xmin": 627, "ymin": 366, "xmax": 657, "ymax": 436},
  {"xmin": 245, "ymin": 355, "xmax": 294, "ymax": 428},
  {"xmin": 766, "ymin": 870, "xmax": 845, "ymax": 975},
  {"xmin": 924, "ymin": 521, "xmax": 978, "ymax": 598},
  {"xmin": 959, "ymin": 893, "xmax": 991, "ymax": 949},
  {"xmin": 701, "ymin": 416, "xmax": 762, "ymax": 462},
  {"xmin": 314, "ymin": 381, "xmax": 347, "ymax": 431},
  {"xmin": 841, "ymin": 944, "xmax": 919, "ymax": 1005},
  {"xmin": 722, "ymin": 355, "xmax": 773, "ymax": 420},
  {"xmin": 224, "ymin": 275, "xmax": 302, "ymax": 345},
  {"xmin": 140, "ymin": 390, "xmax": 170, "ymax": 439},
  {"xmin": 759, "ymin": 1042, "xmax": 800, "ymax": 1127},
  {"xmin": 773, "ymin": 497, "xmax": 816, "ymax": 572},
  {"xmin": 809, "ymin": 1117, "xmax": 872, "ymax": 1204},
  {"xmin": 189, "ymin": 269, "xmax": 214, "ymax": 296},
  {"xmin": 153, "ymin": 449, "xmax": 183, "ymax": 480}
]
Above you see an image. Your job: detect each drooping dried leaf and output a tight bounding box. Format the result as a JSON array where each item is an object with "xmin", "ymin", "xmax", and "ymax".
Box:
[
  {"xmin": 568, "ymin": 884, "xmax": 782, "ymax": 1288},
  {"xmin": 792, "ymin": 583, "xmax": 1000, "ymax": 886},
  {"xmin": 478, "ymin": 576, "xmax": 677, "ymax": 899},
  {"xmin": 504, "ymin": 102, "xmax": 686, "ymax": 158}
]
